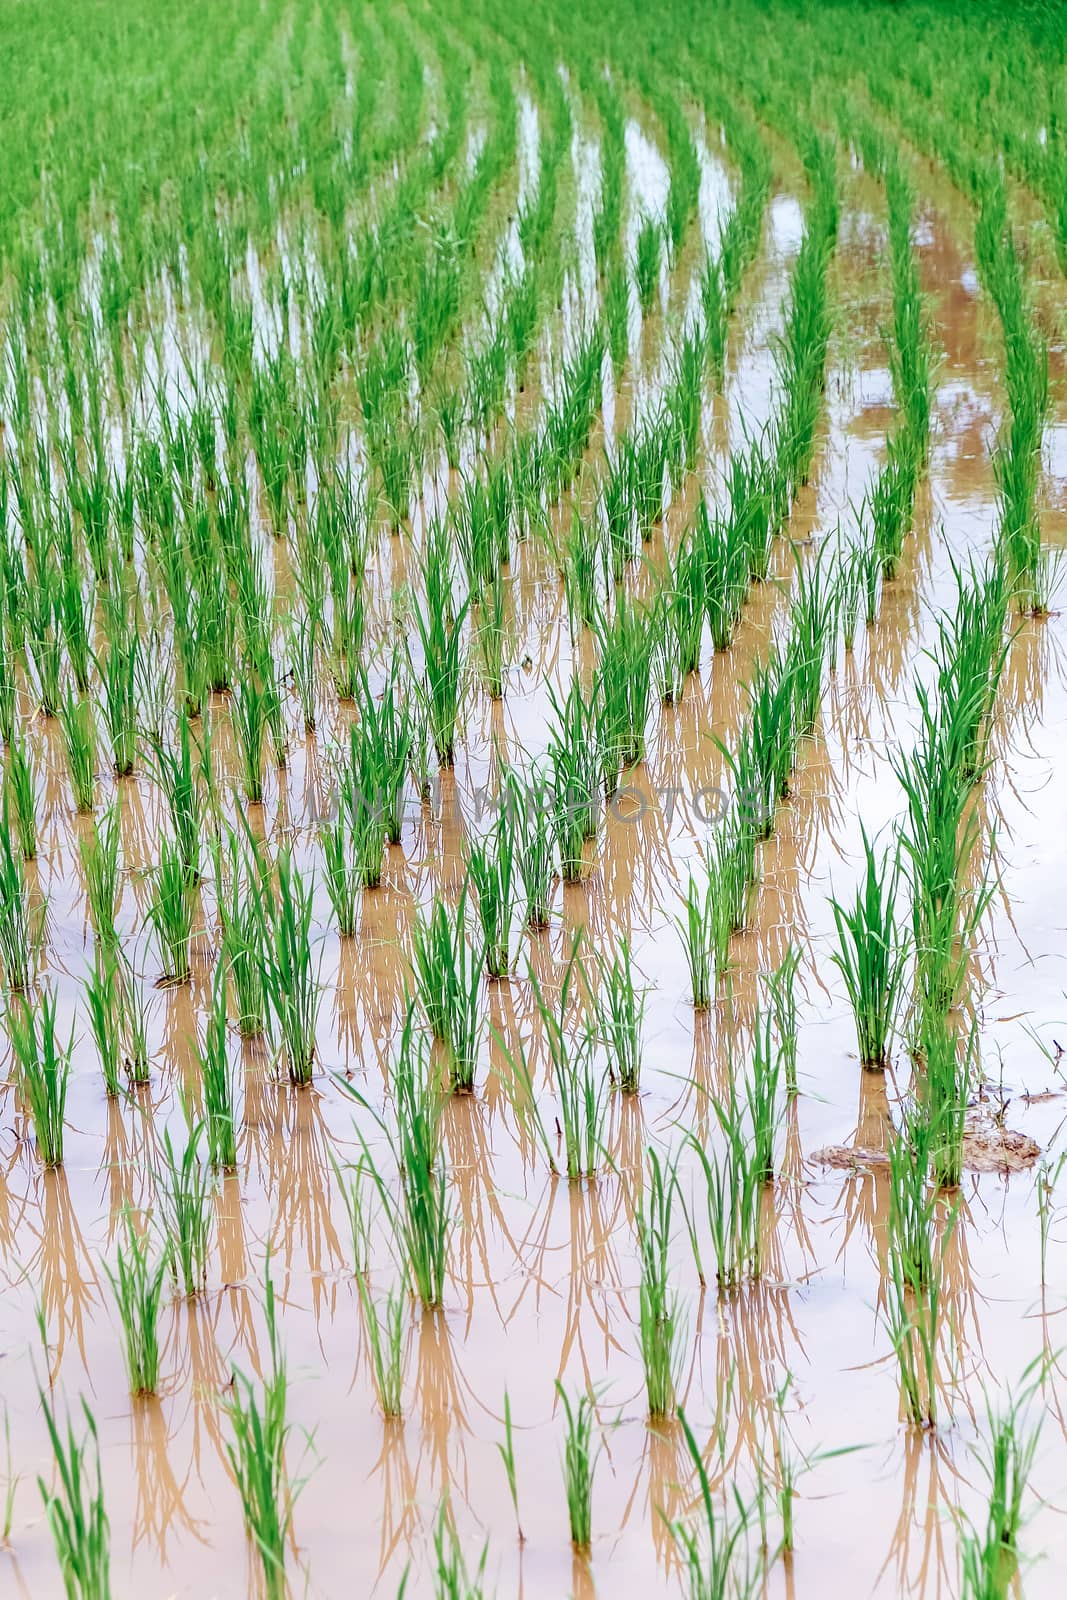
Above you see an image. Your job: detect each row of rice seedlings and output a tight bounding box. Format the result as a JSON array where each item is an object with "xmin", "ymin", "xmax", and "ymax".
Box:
[
  {"xmin": 701, "ymin": 106, "xmax": 772, "ymax": 385},
  {"xmin": 976, "ymin": 176, "xmax": 1052, "ymax": 613}
]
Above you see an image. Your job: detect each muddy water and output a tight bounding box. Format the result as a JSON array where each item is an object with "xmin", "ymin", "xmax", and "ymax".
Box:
[{"xmin": 4, "ymin": 129, "xmax": 1067, "ymax": 1600}]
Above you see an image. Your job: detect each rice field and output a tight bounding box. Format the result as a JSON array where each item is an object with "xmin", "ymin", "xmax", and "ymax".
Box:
[{"xmin": 4, "ymin": 0, "xmax": 1067, "ymax": 1594}]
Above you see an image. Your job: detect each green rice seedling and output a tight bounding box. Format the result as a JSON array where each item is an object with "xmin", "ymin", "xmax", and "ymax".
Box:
[
  {"xmin": 970, "ymin": 1375, "xmax": 1043, "ymax": 1573},
  {"xmin": 748, "ymin": 1008, "xmax": 782, "ymax": 1183},
  {"xmin": 413, "ymin": 521, "xmax": 469, "ymax": 767},
  {"xmin": 530, "ymin": 941, "xmax": 608, "ymax": 1180},
  {"xmin": 511, "ymin": 769, "xmax": 557, "ymax": 929},
  {"xmin": 357, "ymin": 1276, "xmax": 405, "ymax": 1418},
  {"xmin": 563, "ymin": 506, "xmax": 603, "ymax": 632},
  {"xmin": 668, "ymin": 1410, "xmax": 755, "ymax": 1599},
  {"xmin": 147, "ymin": 715, "xmax": 204, "ymax": 884},
  {"xmin": 706, "ymin": 812, "xmax": 758, "ymax": 961},
  {"xmin": 157, "ymin": 1120, "xmax": 212, "ymax": 1297},
  {"xmin": 638, "ymin": 1148, "xmax": 681, "ymax": 1418},
  {"xmin": 745, "ymin": 646, "xmax": 798, "ymax": 822},
  {"xmin": 685, "ymin": 1089, "xmax": 764, "ymax": 1290},
  {"xmin": 352, "ymin": 659, "xmax": 413, "ymax": 845},
  {"xmin": 320, "ymin": 804, "xmax": 361, "ymax": 937},
  {"xmin": 432, "ymin": 1501, "xmax": 489, "ymax": 1599},
  {"xmin": 118, "ymin": 961, "xmax": 151, "ymax": 1087},
  {"xmin": 218, "ymin": 835, "xmax": 268, "ymax": 1038},
  {"xmin": 341, "ymin": 1013, "xmax": 450, "ymax": 1308},
  {"xmin": 37, "ymin": 1393, "xmax": 111, "ymax": 1600},
  {"xmin": 547, "ymin": 679, "xmax": 599, "ymax": 880},
  {"xmin": 146, "ymin": 839, "xmax": 194, "ymax": 983},
  {"xmin": 678, "ymin": 871, "xmax": 716, "ymax": 1009},
  {"xmin": 594, "ymin": 589, "xmax": 655, "ymax": 783},
  {"xmin": 4, "ymin": 731, "xmax": 37, "ymax": 859},
  {"xmin": 635, "ymin": 217, "xmax": 663, "ymax": 315},
  {"xmin": 25, "ymin": 567, "xmax": 63, "ymax": 717},
  {"xmin": 225, "ymin": 1267, "xmax": 299, "ymax": 1600},
  {"xmin": 475, "ymin": 567, "xmax": 511, "ymax": 699},
  {"xmin": 766, "ymin": 945, "xmax": 801, "ymax": 1098},
  {"xmin": 888, "ymin": 1114, "xmax": 938, "ymax": 1294},
  {"xmin": 921, "ymin": 1012, "xmax": 974, "ymax": 1188},
  {"xmin": 58, "ymin": 687, "xmax": 96, "ymax": 814},
  {"xmin": 98, "ymin": 621, "xmax": 139, "ymax": 778},
  {"xmin": 84, "ymin": 945, "xmax": 122, "ymax": 1097},
  {"xmin": 700, "ymin": 251, "xmax": 728, "ymax": 384},
  {"xmin": 264, "ymin": 846, "xmax": 320, "ymax": 1086},
  {"xmin": 666, "ymin": 329, "xmax": 707, "ymax": 474},
  {"xmin": 836, "ymin": 531, "xmax": 879, "ymax": 646},
  {"xmin": 601, "ymin": 452, "xmax": 636, "ymax": 584},
  {"xmin": 884, "ymin": 1251, "xmax": 941, "ymax": 1430},
  {"xmin": 287, "ymin": 609, "xmax": 318, "ymax": 735},
  {"xmin": 666, "ymin": 528, "xmax": 707, "ymax": 681},
  {"xmin": 497, "ymin": 1390, "xmax": 524, "ymax": 1543},
  {"xmin": 787, "ymin": 544, "xmax": 836, "ymax": 735},
  {"xmin": 411, "ymin": 890, "xmax": 482, "ymax": 1090},
  {"xmin": 557, "ymin": 1384, "xmax": 596, "ymax": 1551},
  {"xmin": 605, "ymin": 256, "xmax": 630, "ymax": 372},
  {"xmin": 699, "ymin": 498, "xmax": 750, "ymax": 653},
  {"xmin": 594, "ymin": 934, "xmax": 645, "ymax": 1093},
  {"xmin": 230, "ymin": 668, "xmax": 270, "ymax": 804},
  {"xmin": 105, "ymin": 1210, "xmax": 168, "ymax": 1396},
  {"xmin": 869, "ymin": 430, "xmax": 919, "ymax": 581},
  {"xmin": 80, "ymin": 807, "xmax": 120, "ymax": 951},
  {"xmin": 199, "ymin": 965, "xmax": 238, "ymax": 1169},
  {"xmin": 830, "ymin": 828, "xmax": 907, "ymax": 1067},
  {"xmin": 467, "ymin": 807, "xmax": 519, "ymax": 980},
  {"xmin": 8, "ymin": 988, "xmax": 71, "ymax": 1165}
]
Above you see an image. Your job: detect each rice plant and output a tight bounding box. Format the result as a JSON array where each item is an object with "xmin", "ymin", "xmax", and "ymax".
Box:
[
  {"xmin": 264, "ymin": 846, "xmax": 320, "ymax": 1086},
  {"xmin": 146, "ymin": 838, "xmax": 194, "ymax": 983},
  {"xmin": 530, "ymin": 939, "xmax": 608, "ymax": 1180},
  {"xmin": 358, "ymin": 1277, "xmax": 406, "ymax": 1418},
  {"xmin": 4, "ymin": 731, "xmax": 37, "ymax": 859},
  {"xmin": 668, "ymin": 1410, "xmax": 755, "ymax": 1599},
  {"xmin": 58, "ymin": 686, "xmax": 96, "ymax": 814},
  {"xmin": 84, "ymin": 945, "xmax": 122, "ymax": 1097},
  {"xmin": 37, "ymin": 1392, "xmax": 111, "ymax": 1600},
  {"xmin": 634, "ymin": 217, "xmax": 663, "ymax": 314},
  {"xmin": 0, "ymin": 818, "xmax": 33, "ymax": 991},
  {"xmin": 637, "ymin": 1148, "xmax": 681, "ymax": 1418},
  {"xmin": 466, "ymin": 807, "xmax": 519, "ymax": 979},
  {"xmin": 593, "ymin": 934, "xmax": 645, "ymax": 1094},
  {"xmin": 225, "ymin": 1266, "xmax": 300, "ymax": 1600},
  {"xmin": 340, "ymin": 1011, "xmax": 450, "ymax": 1308},
  {"xmin": 830, "ymin": 828, "xmax": 907, "ymax": 1067},
  {"xmin": 199, "ymin": 966, "xmax": 238, "ymax": 1169},
  {"xmin": 156, "ymin": 1120, "xmax": 212, "ymax": 1297},
  {"xmin": 8, "ymin": 988, "xmax": 71, "ymax": 1166},
  {"xmin": 557, "ymin": 1383, "xmax": 596, "ymax": 1551},
  {"xmin": 410, "ymin": 890, "xmax": 482, "ymax": 1091},
  {"xmin": 104, "ymin": 1209, "xmax": 168, "ymax": 1396},
  {"xmin": 80, "ymin": 807, "xmax": 120, "ymax": 951},
  {"xmin": 496, "ymin": 1390, "xmax": 524, "ymax": 1543}
]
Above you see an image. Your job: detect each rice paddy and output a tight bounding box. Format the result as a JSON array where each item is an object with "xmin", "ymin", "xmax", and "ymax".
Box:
[{"xmin": 4, "ymin": 0, "xmax": 1067, "ymax": 1595}]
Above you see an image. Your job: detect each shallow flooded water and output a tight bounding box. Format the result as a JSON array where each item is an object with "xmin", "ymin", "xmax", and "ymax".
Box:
[{"xmin": 3, "ymin": 72, "xmax": 1067, "ymax": 1600}]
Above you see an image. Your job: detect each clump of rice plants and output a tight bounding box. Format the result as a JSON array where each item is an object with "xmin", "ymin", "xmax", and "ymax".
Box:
[
  {"xmin": 146, "ymin": 839, "xmax": 194, "ymax": 984},
  {"xmin": 8, "ymin": 988, "xmax": 71, "ymax": 1166},
  {"xmin": 593, "ymin": 934, "xmax": 645, "ymax": 1094},
  {"xmin": 411, "ymin": 890, "xmax": 483, "ymax": 1092},
  {"xmin": 0, "ymin": 818, "xmax": 34, "ymax": 991},
  {"xmin": 225, "ymin": 1267, "xmax": 301, "ymax": 1600},
  {"xmin": 156, "ymin": 1121, "xmax": 212, "ymax": 1297},
  {"xmin": 358, "ymin": 1278, "xmax": 406, "ymax": 1419},
  {"xmin": 637, "ymin": 1149, "xmax": 681, "ymax": 1418},
  {"xmin": 668, "ymin": 1411, "xmax": 755, "ymax": 1598},
  {"xmin": 264, "ymin": 846, "xmax": 320, "ymax": 1086},
  {"xmin": 37, "ymin": 1393, "xmax": 111, "ymax": 1600},
  {"xmin": 557, "ymin": 1383, "xmax": 596, "ymax": 1551},
  {"xmin": 530, "ymin": 939, "xmax": 608, "ymax": 1180},
  {"xmin": 199, "ymin": 966, "xmax": 238, "ymax": 1169},
  {"xmin": 105, "ymin": 1210, "xmax": 168, "ymax": 1396},
  {"xmin": 830, "ymin": 828, "xmax": 907, "ymax": 1068}
]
